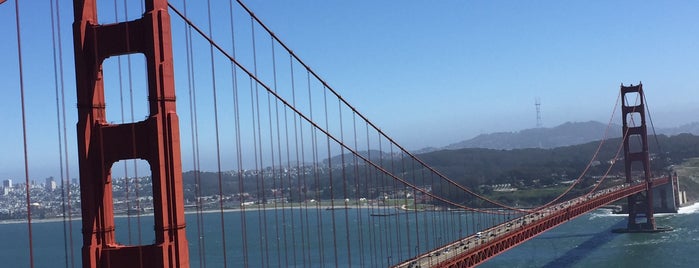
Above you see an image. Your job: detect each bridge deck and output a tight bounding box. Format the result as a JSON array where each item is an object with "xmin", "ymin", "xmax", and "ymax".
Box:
[{"xmin": 394, "ymin": 177, "xmax": 669, "ymax": 268}]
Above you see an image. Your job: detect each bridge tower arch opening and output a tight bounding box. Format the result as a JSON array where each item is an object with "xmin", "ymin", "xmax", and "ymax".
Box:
[{"xmin": 72, "ymin": 0, "xmax": 189, "ymax": 267}]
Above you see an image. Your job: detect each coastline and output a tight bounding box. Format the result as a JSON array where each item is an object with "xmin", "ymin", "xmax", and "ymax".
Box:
[
  {"xmin": 7, "ymin": 201, "xmax": 697, "ymax": 225},
  {"xmin": 0, "ymin": 203, "xmax": 390, "ymax": 225}
]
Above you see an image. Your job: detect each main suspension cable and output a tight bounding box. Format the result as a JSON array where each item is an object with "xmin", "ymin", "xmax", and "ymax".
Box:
[
  {"xmin": 642, "ymin": 89, "xmax": 664, "ymax": 160},
  {"xmin": 530, "ymin": 92, "xmax": 622, "ymax": 211},
  {"xmin": 168, "ymin": 3, "xmax": 515, "ymax": 215},
  {"xmin": 213, "ymin": 1, "xmax": 531, "ymax": 212}
]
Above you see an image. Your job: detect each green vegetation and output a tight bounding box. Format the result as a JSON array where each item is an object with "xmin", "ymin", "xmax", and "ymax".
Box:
[
  {"xmin": 488, "ymin": 186, "xmax": 568, "ymax": 207},
  {"xmin": 672, "ymin": 157, "xmax": 699, "ymax": 202},
  {"xmin": 181, "ymin": 134, "xmax": 699, "ymax": 208}
]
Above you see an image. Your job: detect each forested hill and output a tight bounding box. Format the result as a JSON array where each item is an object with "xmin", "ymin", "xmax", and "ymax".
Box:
[
  {"xmin": 442, "ymin": 121, "xmax": 699, "ymax": 151},
  {"xmin": 417, "ymin": 133, "xmax": 699, "ymax": 188},
  {"xmin": 181, "ymin": 134, "xmax": 699, "ymax": 203}
]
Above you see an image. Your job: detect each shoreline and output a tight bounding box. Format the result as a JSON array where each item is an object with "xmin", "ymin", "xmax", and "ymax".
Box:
[
  {"xmin": 4, "ymin": 202, "xmax": 698, "ymax": 225},
  {"xmin": 0, "ymin": 203, "xmax": 390, "ymax": 225}
]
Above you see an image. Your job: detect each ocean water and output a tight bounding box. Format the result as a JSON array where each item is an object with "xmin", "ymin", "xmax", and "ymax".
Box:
[
  {"xmin": 1, "ymin": 204, "xmax": 697, "ymax": 267},
  {"xmin": 481, "ymin": 203, "xmax": 699, "ymax": 268}
]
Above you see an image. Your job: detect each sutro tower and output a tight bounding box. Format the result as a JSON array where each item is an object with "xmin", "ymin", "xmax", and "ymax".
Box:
[{"xmin": 535, "ymin": 97, "xmax": 542, "ymax": 128}]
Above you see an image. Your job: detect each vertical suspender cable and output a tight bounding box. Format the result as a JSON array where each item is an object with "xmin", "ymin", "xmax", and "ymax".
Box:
[
  {"xmin": 249, "ymin": 75, "xmax": 262, "ymax": 266},
  {"xmin": 49, "ymin": 0, "xmax": 70, "ymax": 266},
  {"xmin": 642, "ymin": 92, "xmax": 663, "ymax": 154},
  {"xmin": 366, "ymin": 123, "xmax": 378, "ymax": 267},
  {"xmin": 351, "ymin": 113, "xmax": 366, "ymax": 266},
  {"xmin": 204, "ymin": 0, "xmax": 229, "ymax": 266},
  {"xmin": 112, "ymin": 0, "xmax": 133, "ymax": 245},
  {"xmin": 250, "ymin": 18, "xmax": 272, "ymax": 267},
  {"xmin": 52, "ymin": 0, "xmax": 75, "ymax": 264},
  {"xmin": 122, "ymin": 0, "xmax": 143, "ymax": 246},
  {"xmin": 376, "ymin": 134, "xmax": 388, "ymax": 264},
  {"xmin": 322, "ymin": 85, "xmax": 340, "ymax": 267},
  {"xmin": 389, "ymin": 144, "xmax": 401, "ymax": 263},
  {"xmin": 226, "ymin": 2, "xmax": 248, "ymax": 267},
  {"xmin": 14, "ymin": 0, "xmax": 34, "ymax": 266},
  {"xmin": 292, "ymin": 64, "xmax": 311, "ymax": 266},
  {"xmin": 307, "ymin": 71, "xmax": 326, "ymax": 265},
  {"xmin": 182, "ymin": 0, "xmax": 206, "ymax": 266},
  {"xmin": 289, "ymin": 57, "xmax": 307, "ymax": 266},
  {"xmin": 266, "ymin": 37, "xmax": 283, "ymax": 267},
  {"xmin": 412, "ymin": 158, "xmax": 422, "ymax": 259},
  {"xmin": 282, "ymin": 77, "xmax": 296, "ymax": 266},
  {"xmin": 131, "ymin": 16, "xmax": 144, "ymax": 243},
  {"xmin": 400, "ymin": 151, "xmax": 411, "ymax": 261},
  {"xmin": 338, "ymin": 99, "xmax": 352, "ymax": 266}
]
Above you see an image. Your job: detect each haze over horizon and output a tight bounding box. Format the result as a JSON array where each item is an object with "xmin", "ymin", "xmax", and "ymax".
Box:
[{"xmin": 1, "ymin": 0, "xmax": 698, "ymax": 180}]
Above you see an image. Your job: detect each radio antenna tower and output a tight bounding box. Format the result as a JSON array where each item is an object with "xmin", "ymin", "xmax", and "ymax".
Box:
[{"xmin": 535, "ymin": 97, "xmax": 542, "ymax": 128}]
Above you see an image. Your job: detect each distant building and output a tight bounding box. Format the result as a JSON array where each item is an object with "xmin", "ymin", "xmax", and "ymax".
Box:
[
  {"xmin": 45, "ymin": 177, "xmax": 57, "ymax": 191},
  {"xmin": 2, "ymin": 179, "xmax": 11, "ymax": 189},
  {"xmin": 1, "ymin": 187, "xmax": 8, "ymax": 196}
]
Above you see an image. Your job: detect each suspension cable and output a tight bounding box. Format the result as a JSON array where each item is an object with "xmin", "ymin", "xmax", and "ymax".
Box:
[
  {"xmin": 530, "ymin": 92, "xmax": 622, "ymax": 211},
  {"xmin": 226, "ymin": 1, "xmax": 248, "ymax": 265},
  {"xmin": 204, "ymin": 0, "xmax": 229, "ymax": 266},
  {"xmin": 122, "ymin": 0, "xmax": 143, "ymax": 246},
  {"xmin": 52, "ymin": 0, "xmax": 75, "ymax": 264},
  {"xmin": 268, "ymin": 36, "xmax": 285, "ymax": 267},
  {"xmin": 642, "ymin": 88, "xmax": 664, "ymax": 160},
  {"xmin": 195, "ymin": 1, "xmax": 529, "ymax": 212},
  {"xmin": 586, "ymin": 90, "xmax": 642, "ymax": 195},
  {"xmin": 168, "ymin": 4, "xmax": 516, "ymax": 214},
  {"xmin": 182, "ymin": 0, "xmax": 208, "ymax": 266},
  {"xmin": 111, "ymin": 0, "xmax": 134, "ymax": 245},
  {"xmin": 49, "ymin": 0, "xmax": 71, "ymax": 266},
  {"xmin": 14, "ymin": 0, "xmax": 35, "ymax": 266},
  {"xmin": 168, "ymin": 4, "xmax": 649, "ymax": 241}
]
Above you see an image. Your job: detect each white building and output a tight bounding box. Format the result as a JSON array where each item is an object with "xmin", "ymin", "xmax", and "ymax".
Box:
[{"xmin": 45, "ymin": 177, "xmax": 57, "ymax": 191}]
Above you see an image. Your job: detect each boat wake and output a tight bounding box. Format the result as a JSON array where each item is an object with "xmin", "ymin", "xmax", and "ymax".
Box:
[
  {"xmin": 589, "ymin": 209, "xmax": 626, "ymax": 220},
  {"xmin": 678, "ymin": 202, "xmax": 699, "ymax": 214}
]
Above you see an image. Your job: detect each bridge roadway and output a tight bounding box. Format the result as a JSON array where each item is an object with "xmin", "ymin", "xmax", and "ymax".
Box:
[{"xmin": 394, "ymin": 176, "xmax": 669, "ymax": 268}]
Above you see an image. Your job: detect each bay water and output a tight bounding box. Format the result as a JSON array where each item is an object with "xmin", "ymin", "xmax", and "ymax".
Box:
[{"xmin": 1, "ymin": 203, "xmax": 697, "ymax": 267}]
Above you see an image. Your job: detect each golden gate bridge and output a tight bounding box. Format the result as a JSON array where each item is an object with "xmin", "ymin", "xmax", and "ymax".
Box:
[{"xmin": 3, "ymin": 0, "xmax": 682, "ymax": 267}]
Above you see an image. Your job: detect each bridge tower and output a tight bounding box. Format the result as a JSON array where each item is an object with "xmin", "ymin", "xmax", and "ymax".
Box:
[
  {"xmin": 620, "ymin": 83, "xmax": 655, "ymax": 231},
  {"xmin": 72, "ymin": 0, "xmax": 189, "ymax": 267}
]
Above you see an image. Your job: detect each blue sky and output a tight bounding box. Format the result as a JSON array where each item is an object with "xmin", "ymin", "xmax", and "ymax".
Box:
[
  {"xmin": 238, "ymin": 1, "xmax": 699, "ymax": 143},
  {"xmin": 1, "ymin": 0, "xmax": 698, "ymax": 180}
]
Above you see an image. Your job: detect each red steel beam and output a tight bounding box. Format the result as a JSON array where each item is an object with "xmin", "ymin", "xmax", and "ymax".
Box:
[{"xmin": 72, "ymin": 0, "xmax": 189, "ymax": 267}]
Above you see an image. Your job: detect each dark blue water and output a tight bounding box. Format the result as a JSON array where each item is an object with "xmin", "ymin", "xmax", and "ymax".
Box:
[
  {"xmin": 480, "ymin": 204, "xmax": 699, "ymax": 268},
  {"xmin": 1, "ymin": 204, "xmax": 697, "ymax": 267}
]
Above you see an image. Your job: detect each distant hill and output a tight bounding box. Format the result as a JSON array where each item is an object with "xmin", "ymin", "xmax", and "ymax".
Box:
[
  {"xmin": 443, "ymin": 121, "xmax": 699, "ymax": 150},
  {"xmin": 180, "ymin": 133, "xmax": 699, "ymax": 207},
  {"xmin": 657, "ymin": 122, "xmax": 699, "ymax": 136}
]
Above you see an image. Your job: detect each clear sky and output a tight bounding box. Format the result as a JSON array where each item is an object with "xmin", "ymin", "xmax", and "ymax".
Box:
[{"xmin": 1, "ymin": 0, "xmax": 699, "ymax": 180}]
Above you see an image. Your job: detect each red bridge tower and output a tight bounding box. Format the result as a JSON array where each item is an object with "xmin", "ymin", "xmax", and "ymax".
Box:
[
  {"xmin": 72, "ymin": 0, "xmax": 189, "ymax": 267},
  {"xmin": 620, "ymin": 83, "xmax": 656, "ymax": 231}
]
